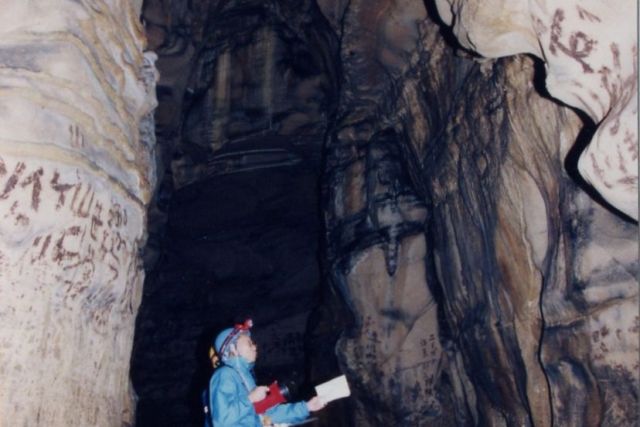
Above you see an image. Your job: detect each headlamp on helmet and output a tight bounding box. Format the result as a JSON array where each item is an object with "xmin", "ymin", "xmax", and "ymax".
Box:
[{"xmin": 210, "ymin": 319, "xmax": 253, "ymax": 366}]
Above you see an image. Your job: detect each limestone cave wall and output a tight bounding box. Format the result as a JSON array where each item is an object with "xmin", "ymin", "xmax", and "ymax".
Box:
[
  {"xmin": 320, "ymin": 0, "xmax": 638, "ymax": 425},
  {"xmin": 0, "ymin": 1, "xmax": 156, "ymax": 426},
  {"xmin": 0, "ymin": 1, "xmax": 636, "ymax": 426}
]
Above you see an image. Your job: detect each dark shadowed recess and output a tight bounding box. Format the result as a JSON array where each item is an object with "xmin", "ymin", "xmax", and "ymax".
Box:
[{"xmin": 131, "ymin": 1, "xmax": 349, "ymax": 426}]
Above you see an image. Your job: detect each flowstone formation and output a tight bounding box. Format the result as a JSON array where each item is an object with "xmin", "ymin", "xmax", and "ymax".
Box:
[
  {"xmin": 320, "ymin": 0, "xmax": 638, "ymax": 425},
  {"xmin": 0, "ymin": 1, "xmax": 156, "ymax": 425},
  {"xmin": 435, "ymin": 0, "xmax": 638, "ymax": 220}
]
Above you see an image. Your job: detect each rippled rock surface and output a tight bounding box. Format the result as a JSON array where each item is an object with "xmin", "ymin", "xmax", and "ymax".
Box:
[
  {"xmin": 322, "ymin": 0, "xmax": 638, "ymax": 425},
  {"xmin": 0, "ymin": 1, "xmax": 156, "ymax": 425}
]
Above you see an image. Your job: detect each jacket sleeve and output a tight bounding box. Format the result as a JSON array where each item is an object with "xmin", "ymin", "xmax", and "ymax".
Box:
[
  {"xmin": 210, "ymin": 368, "xmax": 260, "ymax": 427},
  {"xmin": 265, "ymin": 400, "xmax": 310, "ymax": 425}
]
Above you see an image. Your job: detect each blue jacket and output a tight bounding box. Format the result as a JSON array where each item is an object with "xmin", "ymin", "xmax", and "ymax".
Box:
[{"xmin": 206, "ymin": 356, "xmax": 309, "ymax": 427}]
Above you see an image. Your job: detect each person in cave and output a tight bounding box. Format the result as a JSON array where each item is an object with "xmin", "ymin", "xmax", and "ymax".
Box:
[{"xmin": 203, "ymin": 319, "xmax": 325, "ymax": 427}]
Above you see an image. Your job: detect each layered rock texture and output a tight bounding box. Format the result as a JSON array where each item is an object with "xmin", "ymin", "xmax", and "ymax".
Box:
[
  {"xmin": 320, "ymin": 0, "xmax": 638, "ymax": 425},
  {"xmin": 0, "ymin": 1, "xmax": 156, "ymax": 425},
  {"xmin": 134, "ymin": 0, "xmax": 637, "ymax": 426},
  {"xmin": 1, "ymin": 0, "xmax": 636, "ymax": 426},
  {"xmin": 435, "ymin": 0, "xmax": 638, "ymax": 221}
]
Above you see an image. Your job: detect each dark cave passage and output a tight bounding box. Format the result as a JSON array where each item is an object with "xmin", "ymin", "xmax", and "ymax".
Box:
[
  {"xmin": 129, "ymin": 1, "xmax": 639, "ymax": 426},
  {"xmin": 131, "ymin": 1, "xmax": 347, "ymax": 425},
  {"xmin": 0, "ymin": 1, "xmax": 636, "ymax": 427},
  {"xmin": 130, "ymin": 139, "xmax": 345, "ymax": 425}
]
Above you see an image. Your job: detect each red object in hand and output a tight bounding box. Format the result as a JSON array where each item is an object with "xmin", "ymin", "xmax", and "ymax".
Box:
[{"xmin": 253, "ymin": 381, "xmax": 288, "ymax": 414}]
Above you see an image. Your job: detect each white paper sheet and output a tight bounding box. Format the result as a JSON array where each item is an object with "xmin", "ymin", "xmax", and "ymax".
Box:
[{"xmin": 314, "ymin": 375, "xmax": 350, "ymax": 404}]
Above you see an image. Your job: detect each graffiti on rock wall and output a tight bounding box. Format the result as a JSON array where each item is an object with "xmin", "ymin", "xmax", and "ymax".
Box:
[
  {"xmin": 548, "ymin": 8, "xmax": 597, "ymax": 73},
  {"xmin": 435, "ymin": 0, "xmax": 638, "ymax": 219},
  {"xmin": 0, "ymin": 154, "xmax": 138, "ymax": 319}
]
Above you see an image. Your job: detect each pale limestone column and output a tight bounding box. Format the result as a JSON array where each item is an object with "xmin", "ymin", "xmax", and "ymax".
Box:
[{"xmin": 0, "ymin": 1, "xmax": 156, "ymax": 425}]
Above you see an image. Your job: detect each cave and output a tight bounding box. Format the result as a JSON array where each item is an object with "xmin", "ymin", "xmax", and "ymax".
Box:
[{"xmin": 0, "ymin": 1, "xmax": 637, "ymax": 427}]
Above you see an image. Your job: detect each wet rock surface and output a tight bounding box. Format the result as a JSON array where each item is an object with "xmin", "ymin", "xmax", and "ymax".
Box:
[
  {"xmin": 133, "ymin": 1, "xmax": 638, "ymax": 426},
  {"xmin": 324, "ymin": 1, "xmax": 638, "ymax": 425}
]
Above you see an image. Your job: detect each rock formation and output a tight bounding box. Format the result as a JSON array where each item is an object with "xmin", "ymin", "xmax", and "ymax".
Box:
[
  {"xmin": 0, "ymin": 1, "xmax": 156, "ymax": 425},
  {"xmin": 435, "ymin": 0, "xmax": 638, "ymax": 221},
  {"xmin": 321, "ymin": 0, "xmax": 638, "ymax": 425},
  {"xmin": 134, "ymin": 0, "xmax": 637, "ymax": 425},
  {"xmin": 131, "ymin": 1, "xmax": 344, "ymax": 425},
  {"xmin": 0, "ymin": 0, "xmax": 636, "ymax": 426}
]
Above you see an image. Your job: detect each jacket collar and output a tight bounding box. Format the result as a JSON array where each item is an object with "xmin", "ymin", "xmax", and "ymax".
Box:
[
  {"xmin": 224, "ymin": 356, "xmax": 255, "ymax": 374},
  {"xmin": 224, "ymin": 356, "xmax": 256, "ymax": 391}
]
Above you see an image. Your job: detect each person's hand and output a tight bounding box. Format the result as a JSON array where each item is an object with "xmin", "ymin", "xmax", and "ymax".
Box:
[
  {"xmin": 249, "ymin": 386, "xmax": 269, "ymax": 402},
  {"xmin": 260, "ymin": 414, "xmax": 274, "ymax": 426},
  {"xmin": 306, "ymin": 396, "xmax": 326, "ymax": 412}
]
